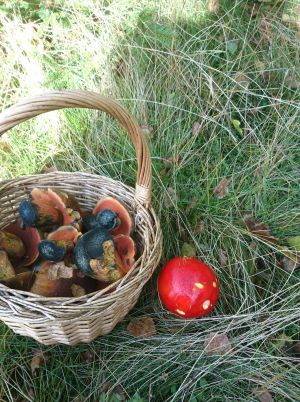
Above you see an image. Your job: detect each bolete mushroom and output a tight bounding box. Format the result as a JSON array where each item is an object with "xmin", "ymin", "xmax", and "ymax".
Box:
[
  {"xmin": 4, "ymin": 221, "xmax": 41, "ymax": 266},
  {"xmin": 0, "ymin": 230, "xmax": 25, "ymax": 259},
  {"xmin": 114, "ymin": 234, "xmax": 136, "ymax": 273},
  {"xmin": 158, "ymin": 257, "xmax": 219, "ymax": 318},
  {"xmin": 93, "ymin": 197, "xmax": 133, "ymax": 236},
  {"xmin": 0, "ymin": 251, "xmax": 16, "ymax": 281}
]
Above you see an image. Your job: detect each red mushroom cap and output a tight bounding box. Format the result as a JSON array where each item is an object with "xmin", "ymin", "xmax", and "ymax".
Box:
[
  {"xmin": 158, "ymin": 257, "xmax": 219, "ymax": 318},
  {"xmin": 113, "ymin": 234, "xmax": 136, "ymax": 273},
  {"xmin": 93, "ymin": 197, "xmax": 132, "ymax": 236}
]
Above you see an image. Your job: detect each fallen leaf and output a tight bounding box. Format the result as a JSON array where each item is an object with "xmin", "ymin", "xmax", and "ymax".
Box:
[
  {"xmin": 41, "ymin": 165, "xmax": 58, "ymax": 174},
  {"xmin": 207, "ymin": 0, "xmax": 219, "ymax": 14},
  {"xmin": 281, "ymin": 256, "xmax": 300, "ymax": 273},
  {"xmin": 231, "ymin": 119, "xmax": 243, "ymax": 135},
  {"xmin": 192, "ymin": 218, "xmax": 205, "ymax": 235},
  {"xmin": 218, "ymin": 249, "xmax": 228, "ymax": 268},
  {"xmin": 80, "ymin": 350, "xmax": 95, "ymax": 363},
  {"xmin": 243, "ymin": 215, "xmax": 278, "ymax": 244},
  {"xmin": 101, "ymin": 383, "xmax": 126, "ymax": 401},
  {"xmin": 192, "ymin": 121, "xmax": 202, "ymax": 136},
  {"xmin": 234, "ymin": 73, "xmax": 250, "ymax": 90},
  {"xmin": 185, "ymin": 196, "xmax": 197, "ymax": 214},
  {"xmin": 31, "ymin": 350, "xmax": 48, "ymax": 376},
  {"xmin": 140, "ymin": 125, "xmax": 154, "ymax": 138},
  {"xmin": 253, "ymin": 387, "xmax": 274, "ymax": 402},
  {"xmin": 213, "ymin": 177, "xmax": 231, "ymax": 199},
  {"xmin": 287, "ymin": 236, "xmax": 300, "ymax": 252},
  {"xmin": 127, "ymin": 317, "xmax": 156, "ymax": 337},
  {"xmin": 181, "ymin": 242, "xmax": 196, "ymax": 257},
  {"xmin": 285, "ymin": 76, "xmax": 300, "ymax": 90},
  {"xmin": 204, "ymin": 332, "xmax": 232, "ymax": 355},
  {"xmin": 227, "ymin": 40, "xmax": 239, "ymax": 55}
]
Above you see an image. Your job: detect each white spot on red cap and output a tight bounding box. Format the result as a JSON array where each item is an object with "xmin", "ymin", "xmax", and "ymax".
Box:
[
  {"xmin": 195, "ymin": 282, "xmax": 204, "ymax": 289},
  {"xmin": 176, "ymin": 309, "xmax": 186, "ymax": 315},
  {"xmin": 213, "ymin": 281, "xmax": 217, "ymax": 288},
  {"xmin": 202, "ymin": 300, "xmax": 210, "ymax": 310}
]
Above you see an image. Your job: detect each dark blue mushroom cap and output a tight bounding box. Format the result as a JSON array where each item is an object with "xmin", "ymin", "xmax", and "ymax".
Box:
[
  {"xmin": 82, "ymin": 213, "xmax": 97, "ymax": 232},
  {"xmin": 96, "ymin": 209, "xmax": 119, "ymax": 231},
  {"xmin": 19, "ymin": 200, "xmax": 37, "ymax": 227},
  {"xmin": 38, "ymin": 240, "xmax": 66, "ymax": 262}
]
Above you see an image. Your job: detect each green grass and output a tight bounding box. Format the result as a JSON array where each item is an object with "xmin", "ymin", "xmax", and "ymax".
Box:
[{"xmin": 0, "ymin": 0, "xmax": 300, "ymax": 401}]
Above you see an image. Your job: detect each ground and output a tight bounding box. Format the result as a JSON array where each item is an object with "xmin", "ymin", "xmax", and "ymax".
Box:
[{"xmin": 0, "ymin": 1, "xmax": 299, "ymax": 401}]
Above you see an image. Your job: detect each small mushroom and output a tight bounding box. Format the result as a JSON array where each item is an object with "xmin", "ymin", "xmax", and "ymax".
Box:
[
  {"xmin": 93, "ymin": 197, "xmax": 133, "ymax": 236},
  {"xmin": 114, "ymin": 234, "xmax": 136, "ymax": 273},
  {"xmin": 0, "ymin": 251, "xmax": 16, "ymax": 281},
  {"xmin": 19, "ymin": 199, "xmax": 62, "ymax": 228},
  {"xmin": 30, "ymin": 261, "xmax": 98, "ymax": 297},
  {"xmin": 4, "ymin": 221, "xmax": 41, "ymax": 266},
  {"xmin": 0, "ymin": 230, "xmax": 25, "ymax": 259},
  {"xmin": 3, "ymin": 271, "xmax": 35, "ymax": 291},
  {"xmin": 38, "ymin": 240, "xmax": 67, "ymax": 262}
]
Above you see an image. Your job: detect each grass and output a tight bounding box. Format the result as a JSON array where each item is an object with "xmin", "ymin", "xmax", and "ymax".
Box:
[{"xmin": 0, "ymin": 0, "xmax": 300, "ymax": 401}]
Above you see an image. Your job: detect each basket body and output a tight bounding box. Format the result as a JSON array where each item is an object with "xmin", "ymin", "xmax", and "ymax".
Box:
[{"xmin": 0, "ymin": 172, "xmax": 162, "ymax": 345}]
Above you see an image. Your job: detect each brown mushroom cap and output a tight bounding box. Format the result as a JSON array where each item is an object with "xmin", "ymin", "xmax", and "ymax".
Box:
[
  {"xmin": 93, "ymin": 197, "xmax": 133, "ymax": 236},
  {"xmin": 5, "ymin": 221, "xmax": 41, "ymax": 266},
  {"xmin": 0, "ymin": 251, "xmax": 16, "ymax": 281},
  {"xmin": 114, "ymin": 235, "xmax": 136, "ymax": 273},
  {"xmin": 0, "ymin": 230, "xmax": 26, "ymax": 259},
  {"xmin": 3, "ymin": 271, "xmax": 35, "ymax": 291}
]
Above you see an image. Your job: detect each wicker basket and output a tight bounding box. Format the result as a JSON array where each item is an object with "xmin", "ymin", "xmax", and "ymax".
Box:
[{"xmin": 0, "ymin": 90, "xmax": 162, "ymax": 346}]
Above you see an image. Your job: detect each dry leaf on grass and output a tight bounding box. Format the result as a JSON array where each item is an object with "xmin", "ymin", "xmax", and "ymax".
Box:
[
  {"xmin": 31, "ymin": 350, "xmax": 48, "ymax": 376},
  {"xmin": 185, "ymin": 196, "xmax": 196, "ymax": 214},
  {"xmin": 243, "ymin": 215, "xmax": 278, "ymax": 244},
  {"xmin": 101, "ymin": 383, "xmax": 126, "ymax": 401},
  {"xmin": 214, "ymin": 177, "xmax": 231, "ymax": 199},
  {"xmin": 192, "ymin": 121, "xmax": 202, "ymax": 136},
  {"xmin": 127, "ymin": 317, "xmax": 156, "ymax": 337},
  {"xmin": 41, "ymin": 165, "xmax": 58, "ymax": 174},
  {"xmin": 192, "ymin": 218, "xmax": 205, "ymax": 235},
  {"xmin": 253, "ymin": 387, "xmax": 274, "ymax": 402},
  {"xmin": 234, "ymin": 73, "xmax": 250, "ymax": 90},
  {"xmin": 207, "ymin": 0, "xmax": 220, "ymax": 14},
  {"xmin": 80, "ymin": 350, "xmax": 95, "ymax": 363},
  {"xmin": 0, "ymin": 133, "xmax": 11, "ymax": 152},
  {"xmin": 218, "ymin": 249, "xmax": 228, "ymax": 268},
  {"xmin": 285, "ymin": 76, "xmax": 300, "ymax": 90},
  {"xmin": 204, "ymin": 332, "xmax": 232, "ymax": 355},
  {"xmin": 281, "ymin": 256, "xmax": 300, "ymax": 273}
]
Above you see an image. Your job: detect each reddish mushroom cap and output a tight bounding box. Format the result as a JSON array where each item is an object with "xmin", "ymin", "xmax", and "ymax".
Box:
[
  {"xmin": 93, "ymin": 197, "xmax": 133, "ymax": 236},
  {"xmin": 5, "ymin": 221, "xmax": 41, "ymax": 266},
  {"xmin": 158, "ymin": 257, "xmax": 219, "ymax": 318},
  {"xmin": 47, "ymin": 225, "xmax": 80, "ymax": 243},
  {"xmin": 113, "ymin": 234, "xmax": 136, "ymax": 273}
]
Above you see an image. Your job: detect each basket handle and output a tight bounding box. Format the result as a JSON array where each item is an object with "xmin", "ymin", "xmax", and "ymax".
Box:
[{"xmin": 0, "ymin": 90, "xmax": 152, "ymax": 206}]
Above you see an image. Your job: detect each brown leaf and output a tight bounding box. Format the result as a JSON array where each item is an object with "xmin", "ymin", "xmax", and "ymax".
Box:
[
  {"xmin": 0, "ymin": 133, "xmax": 11, "ymax": 152},
  {"xmin": 127, "ymin": 317, "xmax": 156, "ymax": 337},
  {"xmin": 243, "ymin": 215, "xmax": 278, "ymax": 244},
  {"xmin": 285, "ymin": 76, "xmax": 300, "ymax": 90},
  {"xmin": 213, "ymin": 177, "xmax": 231, "ymax": 199},
  {"xmin": 253, "ymin": 387, "xmax": 274, "ymax": 402},
  {"xmin": 281, "ymin": 256, "xmax": 300, "ymax": 273},
  {"xmin": 192, "ymin": 121, "xmax": 202, "ymax": 136},
  {"xmin": 234, "ymin": 73, "xmax": 250, "ymax": 90},
  {"xmin": 101, "ymin": 383, "xmax": 126, "ymax": 402},
  {"xmin": 207, "ymin": 0, "xmax": 220, "ymax": 14},
  {"xmin": 80, "ymin": 350, "xmax": 95, "ymax": 363},
  {"xmin": 185, "ymin": 196, "xmax": 196, "ymax": 214},
  {"xmin": 41, "ymin": 165, "xmax": 58, "ymax": 174},
  {"xmin": 218, "ymin": 249, "xmax": 228, "ymax": 268},
  {"xmin": 204, "ymin": 332, "xmax": 232, "ymax": 355},
  {"xmin": 192, "ymin": 218, "xmax": 205, "ymax": 235},
  {"xmin": 31, "ymin": 350, "xmax": 48, "ymax": 376}
]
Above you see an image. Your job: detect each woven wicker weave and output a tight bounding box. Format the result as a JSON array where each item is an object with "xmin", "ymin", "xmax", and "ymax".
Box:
[{"xmin": 0, "ymin": 90, "xmax": 162, "ymax": 346}]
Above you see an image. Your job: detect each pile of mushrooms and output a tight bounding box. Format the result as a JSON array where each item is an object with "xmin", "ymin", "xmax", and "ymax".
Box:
[{"xmin": 0, "ymin": 188, "xmax": 136, "ymax": 297}]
